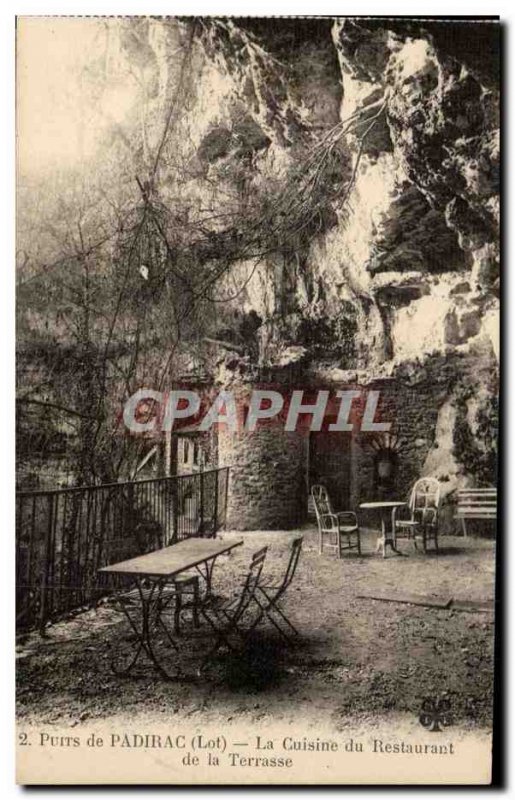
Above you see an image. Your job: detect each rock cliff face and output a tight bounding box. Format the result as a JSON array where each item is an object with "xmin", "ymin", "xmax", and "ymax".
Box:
[
  {"xmin": 168, "ymin": 17, "xmax": 499, "ymax": 499},
  {"xmin": 99, "ymin": 18, "xmax": 499, "ymax": 380},
  {"xmin": 332, "ymin": 20, "xmax": 499, "ymax": 362}
]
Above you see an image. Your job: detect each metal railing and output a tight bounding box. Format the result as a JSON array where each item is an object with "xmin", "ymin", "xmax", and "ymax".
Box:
[{"xmin": 16, "ymin": 467, "xmax": 230, "ymax": 633}]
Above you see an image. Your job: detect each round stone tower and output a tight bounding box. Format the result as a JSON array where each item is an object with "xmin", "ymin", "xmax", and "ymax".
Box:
[{"xmin": 217, "ymin": 381, "xmax": 308, "ymax": 530}]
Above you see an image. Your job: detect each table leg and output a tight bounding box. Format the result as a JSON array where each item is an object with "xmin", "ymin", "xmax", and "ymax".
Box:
[
  {"xmin": 195, "ymin": 555, "xmax": 218, "ymax": 597},
  {"xmin": 111, "ymin": 579, "xmax": 182, "ymax": 679},
  {"xmin": 375, "ymin": 511, "xmax": 403, "ymax": 558},
  {"xmin": 110, "ymin": 606, "xmax": 145, "ymax": 676},
  {"xmin": 387, "ymin": 510, "xmax": 403, "ymax": 555},
  {"xmin": 375, "ymin": 515, "xmax": 386, "ymax": 557},
  {"xmin": 389, "ymin": 507, "xmax": 403, "ymax": 555},
  {"xmin": 111, "ymin": 579, "xmax": 155, "ymax": 676},
  {"xmin": 146, "ymin": 582, "xmax": 187, "ymax": 679}
]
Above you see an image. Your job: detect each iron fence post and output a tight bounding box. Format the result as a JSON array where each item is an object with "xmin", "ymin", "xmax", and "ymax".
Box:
[
  {"xmin": 224, "ymin": 467, "xmax": 230, "ymax": 529},
  {"xmin": 172, "ymin": 476, "xmax": 179, "ymax": 542},
  {"xmin": 213, "ymin": 470, "xmax": 219, "ymax": 537},
  {"xmin": 39, "ymin": 493, "xmax": 55, "ymax": 636},
  {"xmin": 199, "ymin": 467, "xmax": 204, "ymax": 534}
]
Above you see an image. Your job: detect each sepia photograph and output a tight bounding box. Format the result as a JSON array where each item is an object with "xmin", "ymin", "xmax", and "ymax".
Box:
[{"xmin": 15, "ymin": 13, "xmax": 500, "ymax": 785}]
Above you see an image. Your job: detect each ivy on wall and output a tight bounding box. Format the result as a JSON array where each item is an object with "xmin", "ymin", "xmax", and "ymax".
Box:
[{"xmin": 453, "ymin": 384, "xmax": 498, "ymax": 485}]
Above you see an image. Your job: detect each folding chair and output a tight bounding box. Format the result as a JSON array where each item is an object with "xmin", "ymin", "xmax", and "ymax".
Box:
[
  {"xmin": 249, "ymin": 536, "xmax": 303, "ymax": 644},
  {"xmin": 199, "ymin": 546, "xmax": 268, "ymax": 670}
]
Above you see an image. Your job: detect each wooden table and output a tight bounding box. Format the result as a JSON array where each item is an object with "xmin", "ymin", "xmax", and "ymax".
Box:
[
  {"xmin": 359, "ymin": 501, "xmax": 406, "ymax": 558},
  {"xmin": 99, "ymin": 537, "xmax": 243, "ymax": 678}
]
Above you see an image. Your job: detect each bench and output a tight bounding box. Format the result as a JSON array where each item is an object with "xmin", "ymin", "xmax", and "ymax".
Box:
[{"xmin": 456, "ymin": 488, "xmax": 497, "ymax": 537}]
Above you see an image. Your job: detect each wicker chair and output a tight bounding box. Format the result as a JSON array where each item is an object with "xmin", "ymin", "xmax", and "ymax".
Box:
[
  {"xmin": 394, "ymin": 477, "xmax": 441, "ymax": 552},
  {"xmin": 311, "ymin": 484, "xmax": 361, "ymax": 557}
]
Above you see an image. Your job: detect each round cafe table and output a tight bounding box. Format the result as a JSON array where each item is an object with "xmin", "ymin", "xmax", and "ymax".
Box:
[{"xmin": 359, "ymin": 501, "xmax": 406, "ymax": 558}]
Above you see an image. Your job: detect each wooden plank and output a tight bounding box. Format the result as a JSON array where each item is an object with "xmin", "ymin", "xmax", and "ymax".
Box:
[
  {"xmin": 457, "ymin": 507, "xmax": 497, "ymax": 512},
  {"xmin": 457, "ymin": 505, "xmax": 497, "ymax": 510},
  {"xmin": 458, "ymin": 489, "xmax": 496, "ymax": 492},
  {"xmin": 457, "ymin": 498, "xmax": 497, "ymax": 503},
  {"xmin": 457, "ymin": 512, "xmax": 497, "ymax": 516},
  {"xmin": 458, "ymin": 497, "xmax": 497, "ymax": 501},
  {"xmin": 451, "ymin": 599, "xmax": 495, "ymax": 614},
  {"xmin": 456, "ymin": 506, "xmax": 497, "ymax": 512},
  {"xmin": 458, "ymin": 489, "xmax": 497, "ymax": 494},
  {"xmin": 357, "ymin": 593, "xmax": 495, "ymax": 613},
  {"xmin": 356, "ymin": 591, "xmax": 452, "ymax": 609},
  {"xmin": 458, "ymin": 497, "xmax": 496, "ymax": 502},
  {"xmin": 457, "ymin": 495, "xmax": 497, "ymax": 500},
  {"xmin": 456, "ymin": 511, "xmax": 497, "ymax": 517},
  {"xmin": 457, "ymin": 492, "xmax": 497, "ymax": 497},
  {"xmin": 456, "ymin": 513, "xmax": 497, "ymax": 519}
]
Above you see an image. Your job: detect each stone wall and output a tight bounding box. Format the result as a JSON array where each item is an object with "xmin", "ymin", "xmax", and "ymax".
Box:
[
  {"xmin": 213, "ymin": 343, "xmax": 497, "ymax": 532},
  {"xmin": 350, "ymin": 349, "xmax": 498, "ymax": 533},
  {"xmin": 219, "ymin": 422, "xmax": 308, "ymax": 530}
]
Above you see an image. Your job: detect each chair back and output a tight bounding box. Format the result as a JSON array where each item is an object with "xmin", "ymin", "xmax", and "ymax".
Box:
[
  {"xmin": 312, "ymin": 484, "xmax": 329, "ymax": 503},
  {"xmin": 311, "ymin": 484, "xmax": 332, "ymax": 521},
  {"xmin": 281, "ymin": 536, "xmax": 304, "ymax": 592},
  {"xmin": 409, "ymin": 477, "xmax": 441, "ymax": 523},
  {"xmin": 235, "ymin": 546, "xmax": 268, "ymax": 618}
]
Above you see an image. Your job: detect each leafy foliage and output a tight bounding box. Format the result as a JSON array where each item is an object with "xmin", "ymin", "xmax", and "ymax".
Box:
[
  {"xmin": 16, "ymin": 17, "xmax": 370, "ymax": 486},
  {"xmin": 453, "ymin": 385, "xmax": 498, "ymax": 485}
]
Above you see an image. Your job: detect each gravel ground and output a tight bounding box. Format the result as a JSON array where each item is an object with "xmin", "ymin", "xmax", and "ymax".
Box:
[{"xmin": 16, "ymin": 527, "xmax": 495, "ymax": 730}]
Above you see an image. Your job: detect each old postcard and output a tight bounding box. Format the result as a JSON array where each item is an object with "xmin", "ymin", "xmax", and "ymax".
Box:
[{"xmin": 15, "ymin": 15, "xmax": 500, "ymax": 785}]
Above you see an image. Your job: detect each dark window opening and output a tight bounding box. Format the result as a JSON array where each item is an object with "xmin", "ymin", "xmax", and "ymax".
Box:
[{"xmin": 374, "ymin": 448, "xmax": 398, "ymax": 497}]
